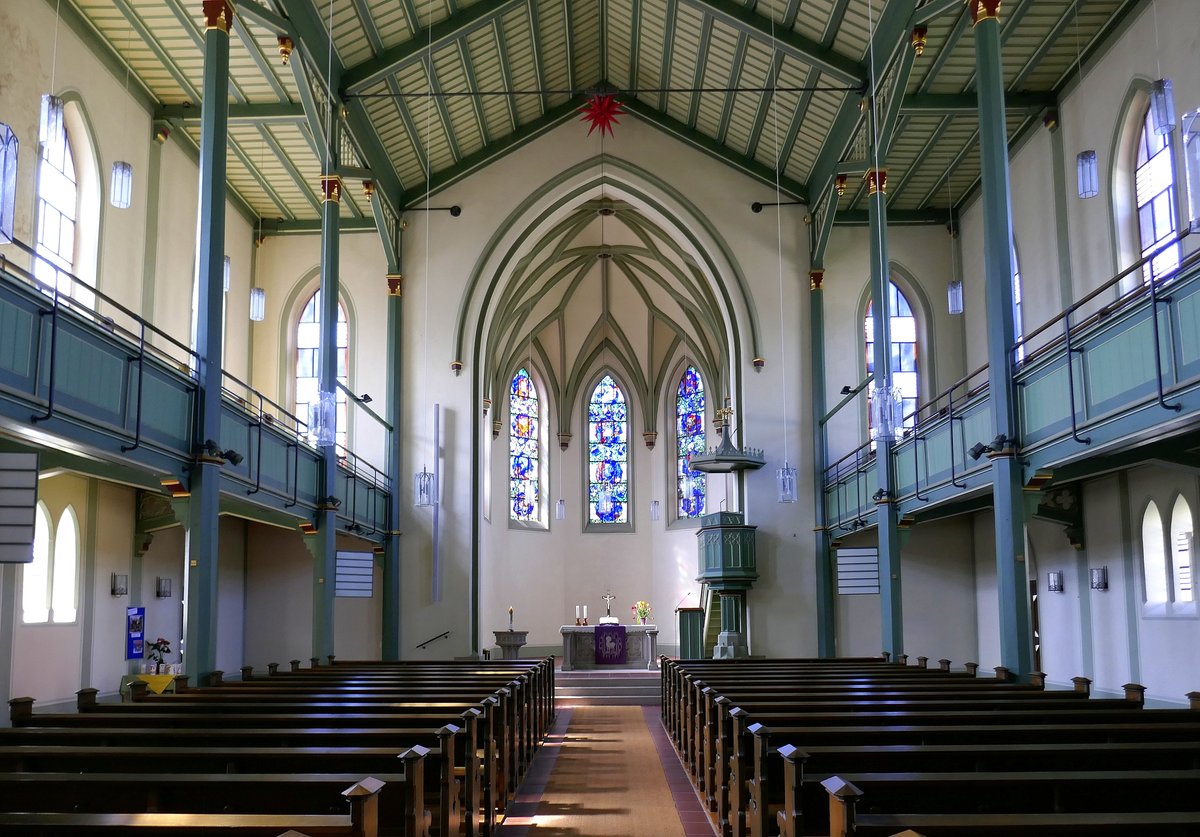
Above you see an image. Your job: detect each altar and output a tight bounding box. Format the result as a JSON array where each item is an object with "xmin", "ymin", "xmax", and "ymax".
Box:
[{"xmin": 559, "ymin": 624, "xmax": 659, "ymax": 671}]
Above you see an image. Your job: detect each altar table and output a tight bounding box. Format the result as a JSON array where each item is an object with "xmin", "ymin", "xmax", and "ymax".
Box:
[{"xmin": 559, "ymin": 624, "xmax": 658, "ymax": 671}]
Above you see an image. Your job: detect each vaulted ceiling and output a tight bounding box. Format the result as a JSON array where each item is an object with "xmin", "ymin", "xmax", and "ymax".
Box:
[{"xmin": 64, "ymin": 0, "xmax": 1143, "ymax": 235}]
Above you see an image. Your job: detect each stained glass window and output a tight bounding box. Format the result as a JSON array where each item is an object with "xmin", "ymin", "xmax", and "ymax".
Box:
[
  {"xmin": 1135, "ymin": 106, "xmax": 1179, "ymax": 283},
  {"xmin": 588, "ymin": 374, "xmax": 628, "ymax": 524},
  {"xmin": 296, "ymin": 290, "xmax": 349, "ymax": 449},
  {"xmin": 509, "ymin": 367, "xmax": 541, "ymax": 521},
  {"xmin": 865, "ymin": 282, "xmax": 918, "ymax": 436},
  {"xmin": 676, "ymin": 365, "xmax": 706, "ymax": 519}
]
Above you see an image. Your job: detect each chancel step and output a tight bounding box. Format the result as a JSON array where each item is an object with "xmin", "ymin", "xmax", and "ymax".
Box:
[{"xmin": 555, "ymin": 670, "xmax": 661, "ymax": 706}]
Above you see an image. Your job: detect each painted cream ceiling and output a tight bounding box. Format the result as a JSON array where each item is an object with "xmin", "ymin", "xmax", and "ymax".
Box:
[{"xmin": 63, "ymin": 0, "xmax": 1143, "ymax": 233}]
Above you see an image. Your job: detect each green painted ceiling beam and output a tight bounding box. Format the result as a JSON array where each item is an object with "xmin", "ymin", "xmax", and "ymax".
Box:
[
  {"xmin": 917, "ymin": 126, "xmax": 980, "ymax": 207},
  {"xmin": 956, "ymin": 112, "xmax": 1041, "ymax": 211},
  {"xmin": 656, "ymin": 0, "xmax": 679, "ymax": 113},
  {"xmin": 781, "ymin": 0, "xmax": 804, "ymax": 29},
  {"xmin": 681, "ymin": 0, "xmax": 866, "ymax": 86},
  {"xmin": 458, "ymin": 41, "xmax": 493, "ymax": 146},
  {"xmin": 155, "ymin": 103, "xmax": 307, "ymax": 123},
  {"xmin": 493, "ymin": 19, "xmax": 521, "ymax": 134},
  {"xmin": 913, "ymin": 2, "xmax": 970, "ymax": 94},
  {"xmin": 398, "ymin": 96, "xmax": 585, "ymax": 206},
  {"xmin": 348, "ymin": 0, "xmax": 387, "ymax": 53},
  {"xmin": 527, "ymin": 0, "xmax": 550, "ymax": 116},
  {"xmin": 423, "ymin": 56, "xmax": 464, "ymax": 163},
  {"xmin": 879, "ymin": 37, "xmax": 918, "ymax": 156},
  {"xmin": 806, "ymin": 0, "xmax": 918, "ymax": 215},
  {"xmin": 256, "ymin": 125, "xmax": 322, "ymax": 213},
  {"xmin": 1010, "ymin": 2, "xmax": 1093, "ymax": 91},
  {"xmin": 777, "ymin": 4, "xmax": 845, "ymax": 173},
  {"xmin": 744, "ymin": 51, "xmax": 786, "ymax": 161},
  {"xmin": 686, "ymin": 17, "xmax": 715, "ymax": 128},
  {"xmin": 715, "ymin": 34, "xmax": 750, "ymax": 145},
  {"xmin": 900, "ymin": 92, "xmax": 1057, "ymax": 113},
  {"xmin": 342, "ymin": 0, "xmax": 529, "ymax": 93},
  {"xmin": 911, "ymin": 0, "xmax": 963, "ymax": 25},
  {"xmin": 833, "ymin": 208, "xmax": 956, "ymax": 225},
  {"xmin": 113, "ymin": 0, "xmax": 201, "ymax": 102},
  {"xmin": 562, "ymin": 0, "xmax": 577, "ymax": 92},
  {"xmin": 160, "ymin": 117, "xmax": 259, "ymax": 227},
  {"xmin": 228, "ymin": 138, "xmax": 295, "ymax": 220},
  {"xmin": 887, "ymin": 114, "xmax": 955, "ymax": 201},
  {"xmin": 234, "ymin": 0, "xmax": 288, "ymax": 33},
  {"xmin": 628, "ymin": 0, "xmax": 643, "ymax": 90},
  {"xmin": 231, "ymin": 17, "xmax": 292, "ymax": 104},
  {"xmin": 623, "ymin": 97, "xmax": 807, "ymax": 202},
  {"xmin": 811, "ymin": 185, "xmax": 840, "ymax": 266},
  {"xmin": 260, "ymin": 217, "xmax": 378, "ymax": 234}
]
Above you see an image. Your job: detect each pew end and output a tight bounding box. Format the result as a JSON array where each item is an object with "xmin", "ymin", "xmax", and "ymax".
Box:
[{"xmin": 820, "ymin": 775, "xmax": 865, "ymax": 837}]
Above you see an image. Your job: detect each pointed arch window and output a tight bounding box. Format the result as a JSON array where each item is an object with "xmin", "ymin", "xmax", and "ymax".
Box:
[
  {"xmin": 509, "ymin": 367, "xmax": 543, "ymax": 522},
  {"xmin": 676, "ymin": 365, "xmax": 706, "ymax": 519},
  {"xmin": 296, "ymin": 290, "xmax": 349, "ymax": 449},
  {"xmin": 21, "ymin": 503, "xmax": 78, "ymax": 624},
  {"xmin": 1170, "ymin": 496, "xmax": 1194, "ymax": 603},
  {"xmin": 1135, "ymin": 106, "xmax": 1180, "ymax": 283},
  {"xmin": 588, "ymin": 374, "xmax": 628, "ymax": 525},
  {"xmin": 865, "ymin": 281, "xmax": 918, "ymax": 437},
  {"xmin": 35, "ymin": 114, "xmax": 78, "ymax": 297},
  {"xmin": 1142, "ymin": 501, "xmax": 1168, "ymax": 604}
]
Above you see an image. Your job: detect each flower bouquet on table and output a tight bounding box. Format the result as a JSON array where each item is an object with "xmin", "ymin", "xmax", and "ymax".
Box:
[
  {"xmin": 632, "ymin": 601, "xmax": 652, "ymax": 624},
  {"xmin": 148, "ymin": 637, "xmax": 171, "ymax": 674}
]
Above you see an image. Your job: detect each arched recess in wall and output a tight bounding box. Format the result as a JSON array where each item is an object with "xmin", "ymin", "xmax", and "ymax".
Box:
[
  {"xmin": 453, "ymin": 156, "xmax": 763, "ymax": 457},
  {"xmin": 855, "ymin": 262, "xmax": 936, "ymax": 439},
  {"xmin": 276, "ymin": 266, "xmax": 358, "ymax": 441}
]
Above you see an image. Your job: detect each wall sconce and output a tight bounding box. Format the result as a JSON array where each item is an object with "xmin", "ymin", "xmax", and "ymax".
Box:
[
  {"xmin": 155, "ymin": 577, "xmax": 172, "ymax": 598},
  {"xmin": 968, "ymin": 442, "xmax": 989, "ymax": 461},
  {"xmin": 200, "ymin": 439, "xmax": 244, "ymax": 466},
  {"xmin": 947, "ymin": 279, "xmax": 964, "ymax": 315},
  {"xmin": 649, "ymin": 500, "xmax": 661, "ymax": 521},
  {"xmin": 840, "ymin": 385, "xmax": 853, "ymax": 395},
  {"xmin": 1047, "ymin": 570, "xmax": 1064, "ymax": 593},
  {"xmin": 1077, "ymin": 150, "xmax": 1099, "ymax": 199},
  {"xmin": 110, "ymin": 161, "xmax": 133, "ymax": 209},
  {"xmin": 249, "ymin": 287, "xmax": 266, "ymax": 321},
  {"xmin": 111, "ymin": 573, "xmax": 129, "ymax": 596},
  {"xmin": 1090, "ymin": 566, "xmax": 1109, "ymax": 591},
  {"xmin": 969, "ymin": 434, "xmax": 1015, "ymax": 461}
]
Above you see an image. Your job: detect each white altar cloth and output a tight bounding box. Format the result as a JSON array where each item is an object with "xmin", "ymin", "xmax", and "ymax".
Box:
[{"xmin": 559, "ymin": 624, "xmax": 659, "ymax": 671}]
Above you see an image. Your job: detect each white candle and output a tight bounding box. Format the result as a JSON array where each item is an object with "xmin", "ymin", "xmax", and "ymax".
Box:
[
  {"xmin": 575, "ymin": 605, "xmax": 581, "ymax": 619},
  {"xmin": 582, "ymin": 605, "xmax": 587, "ymax": 618}
]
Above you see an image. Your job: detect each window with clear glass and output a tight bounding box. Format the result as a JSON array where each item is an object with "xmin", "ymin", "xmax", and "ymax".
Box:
[
  {"xmin": 0, "ymin": 123, "xmax": 16, "ymax": 244},
  {"xmin": 296, "ymin": 290, "xmax": 349, "ymax": 449},
  {"xmin": 1142, "ymin": 501, "xmax": 1168, "ymax": 604},
  {"xmin": 1135, "ymin": 106, "xmax": 1180, "ymax": 283},
  {"xmin": 509, "ymin": 367, "xmax": 542, "ymax": 522},
  {"xmin": 588, "ymin": 374, "xmax": 628, "ymax": 524},
  {"xmin": 21, "ymin": 503, "xmax": 78, "ymax": 624},
  {"xmin": 1170, "ymin": 496, "xmax": 1194, "ymax": 603},
  {"xmin": 676, "ymin": 365, "xmax": 706, "ymax": 519},
  {"xmin": 35, "ymin": 116, "xmax": 77, "ymax": 297},
  {"xmin": 865, "ymin": 282, "xmax": 918, "ymax": 436}
]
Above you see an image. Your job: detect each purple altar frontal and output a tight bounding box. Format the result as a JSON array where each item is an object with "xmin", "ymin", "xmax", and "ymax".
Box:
[
  {"xmin": 559, "ymin": 624, "xmax": 659, "ymax": 671},
  {"xmin": 594, "ymin": 624, "xmax": 627, "ymax": 665}
]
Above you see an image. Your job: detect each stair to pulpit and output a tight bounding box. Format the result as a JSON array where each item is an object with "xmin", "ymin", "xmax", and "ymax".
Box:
[{"xmin": 555, "ymin": 669, "xmax": 662, "ymax": 706}]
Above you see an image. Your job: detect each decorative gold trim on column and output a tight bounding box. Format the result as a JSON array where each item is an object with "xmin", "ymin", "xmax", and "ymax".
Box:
[
  {"xmin": 970, "ymin": 0, "xmax": 1001, "ymax": 25},
  {"xmin": 865, "ymin": 169, "xmax": 888, "ymax": 196},
  {"xmin": 450, "ymin": 360, "xmax": 463, "ymax": 374},
  {"xmin": 643, "ymin": 431, "xmax": 658, "ymax": 449},
  {"xmin": 810, "ymin": 270, "xmax": 825, "ymax": 291},
  {"xmin": 835, "ymin": 174, "xmax": 847, "ymax": 196},
  {"xmin": 362, "ymin": 180, "xmax": 375, "ymax": 200},
  {"xmin": 386, "ymin": 273, "xmax": 403, "ymax": 296},
  {"xmin": 277, "ymin": 36, "xmax": 294, "ymax": 64},
  {"xmin": 911, "ymin": 27, "xmax": 928, "ymax": 56},
  {"xmin": 558, "ymin": 432, "xmax": 572, "ymax": 450},
  {"xmin": 202, "ymin": 1, "xmax": 234, "ymax": 33},
  {"xmin": 320, "ymin": 175, "xmax": 342, "ymax": 204},
  {"xmin": 752, "ymin": 357, "xmax": 766, "ymax": 369}
]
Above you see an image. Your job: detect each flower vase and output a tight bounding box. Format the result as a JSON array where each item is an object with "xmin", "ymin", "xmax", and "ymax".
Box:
[{"xmin": 155, "ymin": 662, "xmax": 162, "ymax": 674}]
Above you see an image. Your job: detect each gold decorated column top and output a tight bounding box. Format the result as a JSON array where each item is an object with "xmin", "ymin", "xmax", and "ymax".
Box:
[
  {"xmin": 969, "ymin": 0, "xmax": 1001, "ymax": 25},
  {"xmin": 202, "ymin": 1, "xmax": 234, "ymax": 33},
  {"xmin": 320, "ymin": 175, "xmax": 342, "ymax": 204},
  {"xmin": 810, "ymin": 270, "xmax": 825, "ymax": 291},
  {"xmin": 865, "ymin": 168, "xmax": 888, "ymax": 196}
]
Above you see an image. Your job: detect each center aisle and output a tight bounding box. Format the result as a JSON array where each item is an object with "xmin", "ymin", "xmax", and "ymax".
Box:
[{"xmin": 500, "ymin": 705, "xmax": 714, "ymax": 836}]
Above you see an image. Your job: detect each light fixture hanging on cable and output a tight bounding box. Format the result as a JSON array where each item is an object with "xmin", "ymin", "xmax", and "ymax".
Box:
[
  {"xmin": 1149, "ymin": 2, "xmax": 1175, "ymax": 135},
  {"xmin": 1183, "ymin": 111, "xmax": 1200, "ymax": 231},
  {"xmin": 40, "ymin": 1, "xmax": 64, "ymax": 144},
  {"xmin": 110, "ymin": 161, "xmax": 133, "ymax": 209},
  {"xmin": 249, "ymin": 287, "xmax": 266, "ymax": 321},
  {"xmin": 1076, "ymin": 150, "xmax": 1099, "ymax": 199}
]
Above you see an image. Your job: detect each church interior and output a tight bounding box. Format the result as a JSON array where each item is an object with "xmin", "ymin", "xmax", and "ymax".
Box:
[{"xmin": 1, "ymin": 0, "xmax": 1200, "ymax": 829}]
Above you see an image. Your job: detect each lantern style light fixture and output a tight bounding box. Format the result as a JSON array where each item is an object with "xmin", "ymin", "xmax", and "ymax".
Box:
[
  {"xmin": 222, "ymin": 255, "xmax": 231, "ymax": 292},
  {"xmin": 1150, "ymin": 78, "xmax": 1176, "ymax": 135},
  {"xmin": 947, "ymin": 279, "xmax": 964, "ymax": 315},
  {"xmin": 414, "ymin": 467, "xmax": 436, "ymax": 507},
  {"xmin": 1183, "ymin": 111, "xmax": 1200, "ymax": 232},
  {"xmin": 249, "ymin": 287, "xmax": 266, "ymax": 321},
  {"xmin": 1076, "ymin": 150, "xmax": 1099, "ymax": 199},
  {"xmin": 870, "ymin": 381, "xmax": 907, "ymax": 442},
  {"xmin": 110, "ymin": 161, "xmax": 133, "ymax": 209},
  {"xmin": 777, "ymin": 462, "xmax": 798, "ymax": 503},
  {"xmin": 555, "ymin": 498, "xmax": 566, "ymax": 520},
  {"xmin": 649, "ymin": 500, "xmax": 662, "ymax": 521},
  {"xmin": 39, "ymin": 94, "xmax": 64, "ymax": 145}
]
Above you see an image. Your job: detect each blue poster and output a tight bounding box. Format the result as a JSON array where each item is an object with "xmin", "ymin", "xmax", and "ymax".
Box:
[{"xmin": 126, "ymin": 606, "xmax": 145, "ymax": 660}]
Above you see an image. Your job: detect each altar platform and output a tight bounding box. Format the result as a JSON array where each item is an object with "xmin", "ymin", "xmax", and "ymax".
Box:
[{"xmin": 559, "ymin": 624, "xmax": 658, "ymax": 671}]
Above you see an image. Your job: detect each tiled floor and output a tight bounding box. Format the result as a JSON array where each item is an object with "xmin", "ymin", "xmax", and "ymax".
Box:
[
  {"xmin": 643, "ymin": 705, "xmax": 718, "ymax": 837},
  {"xmin": 498, "ymin": 708, "xmax": 572, "ymax": 835}
]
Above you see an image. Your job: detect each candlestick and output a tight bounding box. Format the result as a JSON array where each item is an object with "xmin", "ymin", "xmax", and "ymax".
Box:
[
  {"xmin": 508, "ymin": 606, "xmax": 514, "ymax": 630},
  {"xmin": 575, "ymin": 605, "xmax": 581, "ymax": 619},
  {"xmin": 582, "ymin": 605, "xmax": 587, "ymax": 619}
]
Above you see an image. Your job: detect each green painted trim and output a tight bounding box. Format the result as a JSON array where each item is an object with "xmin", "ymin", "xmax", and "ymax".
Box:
[
  {"xmin": 154, "ymin": 104, "xmax": 305, "ymax": 124},
  {"xmin": 1106, "ymin": 78, "xmax": 1153, "ymax": 284},
  {"xmin": 833, "ymin": 210, "xmax": 954, "ymax": 226},
  {"xmin": 78, "ymin": 480, "xmax": 100, "ymax": 690},
  {"xmin": 744, "ymin": 51, "xmax": 786, "ymax": 162},
  {"xmin": 139, "ymin": 140, "xmax": 164, "ymax": 321},
  {"xmin": 526, "ymin": 0, "xmax": 549, "ymax": 117},
  {"xmin": 1117, "ymin": 471, "xmax": 1142, "ymax": 684},
  {"xmin": 46, "ymin": 0, "xmax": 157, "ymax": 111},
  {"xmin": 879, "ymin": 42, "xmax": 917, "ymax": 157},
  {"xmin": 255, "ymin": 126, "xmax": 321, "ymax": 213},
  {"xmin": 900, "ymin": 92, "xmax": 1056, "ymax": 114},
  {"xmin": 161, "ymin": 121, "xmax": 259, "ymax": 227},
  {"xmin": 911, "ymin": 0, "xmax": 961, "ymax": 25},
  {"xmin": 887, "ymin": 114, "xmax": 954, "ymax": 201},
  {"xmin": 423, "ymin": 56, "xmax": 464, "ymax": 163},
  {"xmin": 260, "ymin": 218, "xmax": 378, "ymax": 235},
  {"xmin": 0, "ymin": 564, "xmax": 17, "ymax": 702},
  {"xmin": 953, "ymin": 112, "xmax": 1042, "ymax": 212},
  {"xmin": 686, "ymin": 18, "xmax": 715, "ymax": 129},
  {"xmin": 714, "ymin": 34, "xmax": 749, "ymax": 145},
  {"xmin": 112, "ymin": 0, "xmax": 200, "ymax": 101},
  {"xmin": 231, "ymin": 17, "xmax": 291, "ymax": 103},
  {"xmin": 1048, "ymin": 124, "xmax": 1076, "ymax": 312},
  {"xmin": 682, "ymin": 0, "xmax": 865, "ymax": 85},
  {"xmin": 656, "ymin": 0, "xmax": 680, "ymax": 113}
]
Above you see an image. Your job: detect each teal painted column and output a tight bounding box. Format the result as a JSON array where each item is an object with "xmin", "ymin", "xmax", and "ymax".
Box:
[
  {"xmin": 971, "ymin": 0, "xmax": 1034, "ymax": 678},
  {"xmin": 809, "ymin": 268, "xmax": 836, "ymax": 657},
  {"xmin": 866, "ymin": 166, "xmax": 904, "ymax": 660},
  {"xmin": 312, "ymin": 173, "xmax": 342, "ymax": 662},
  {"xmin": 382, "ymin": 259, "xmax": 404, "ymax": 659},
  {"xmin": 183, "ymin": 0, "xmax": 232, "ymax": 684}
]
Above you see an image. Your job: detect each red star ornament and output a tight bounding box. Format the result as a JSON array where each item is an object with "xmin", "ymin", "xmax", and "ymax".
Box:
[{"xmin": 579, "ymin": 94, "xmax": 626, "ymax": 137}]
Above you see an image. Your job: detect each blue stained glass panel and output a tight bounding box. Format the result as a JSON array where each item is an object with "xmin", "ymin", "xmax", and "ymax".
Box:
[
  {"xmin": 588, "ymin": 374, "xmax": 628, "ymax": 524},
  {"xmin": 509, "ymin": 368, "xmax": 541, "ymax": 521},
  {"xmin": 676, "ymin": 366, "xmax": 706, "ymax": 518}
]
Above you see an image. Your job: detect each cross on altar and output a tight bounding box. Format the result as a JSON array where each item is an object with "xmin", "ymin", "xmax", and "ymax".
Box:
[{"xmin": 599, "ymin": 591, "xmax": 619, "ymax": 624}]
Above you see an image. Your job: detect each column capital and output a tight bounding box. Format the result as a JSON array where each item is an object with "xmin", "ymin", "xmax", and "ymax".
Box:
[
  {"xmin": 386, "ymin": 273, "xmax": 403, "ymax": 296},
  {"xmin": 201, "ymin": 1, "xmax": 234, "ymax": 33},
  {"xmin": 320, "ymin": 175, "xmax": 342, "ymax": 204},
  {"xmin": 865, "ymin": 168, "xmax": 888, "ymax": 196},
  {"xmin": 969, "ymin": 0, "xmax": 1002, "ymax": 25},
  {"xmin": 809, "ymin": 269, "xmax": 825, "ymax": 291}
]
